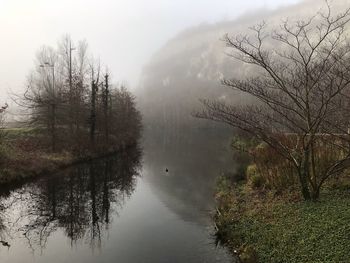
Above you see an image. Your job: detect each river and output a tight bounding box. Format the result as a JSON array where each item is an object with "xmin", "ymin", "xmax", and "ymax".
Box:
[{"xmin": 0, "ymin": 130, "xmax": 235, "ymax": 263}]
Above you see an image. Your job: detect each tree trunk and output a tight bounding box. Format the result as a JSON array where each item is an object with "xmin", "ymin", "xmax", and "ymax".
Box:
[
  {"xmin": 299, "ymin": 169, "xmax": 311, "ymax": 200},
  {"xmin": 311, "ymin": 187, "xmax": 320, "ymax": 200},
  {"xmin": 90, "ymin": 80, "xmax": 97, "ymax": 144},
  {"xmin": 104, "ymin": 74, "xmax": 109, "ymax": 145},
  {"xmin": 51, "ymin": 103, "xmax": 56, "ymax": 152},
  {"xmin": 299, "ymin": 151, "xmax": 311, "ymax": 200}
]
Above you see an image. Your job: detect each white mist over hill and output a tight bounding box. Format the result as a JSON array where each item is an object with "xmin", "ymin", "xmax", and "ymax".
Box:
[{"xmin": 137, "ymin": 0, "xmax": 347, "ymax": 133}]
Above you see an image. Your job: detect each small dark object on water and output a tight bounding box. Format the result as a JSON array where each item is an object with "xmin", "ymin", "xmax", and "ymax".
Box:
[
  {"xmin": 165, "ymin": 168, "xmax": 168, "ymax": 173},
  {"xmin": 0, "ymin": 240, "xmax": 10, "ymax": 248}
]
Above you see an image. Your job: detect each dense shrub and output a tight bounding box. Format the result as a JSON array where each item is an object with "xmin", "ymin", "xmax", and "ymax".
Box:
[
  {"xmin": 250, "ymin": 142, "xmax": 298, "ymax": 191},
  {"xmin": 246, "ymin": 164, "xmax": 265, "ymax": 189},
  {"xmin": 234, "ymin": 135, "xmax": 349, "ymax": 195}
]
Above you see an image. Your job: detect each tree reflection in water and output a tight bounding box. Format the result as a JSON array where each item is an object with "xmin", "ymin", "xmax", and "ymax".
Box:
[{"xmin": 1, "ymin": 144, "xmax": 142, "ymax": 253}]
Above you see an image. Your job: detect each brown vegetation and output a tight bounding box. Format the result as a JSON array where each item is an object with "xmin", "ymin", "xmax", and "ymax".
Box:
[
  {"xmin": 198, "ymin": 2, "xmax": 350, "ymax": 200},
  {"xmin": 0, "ymin": 36, "xmax": 142, "ymax": 185}
]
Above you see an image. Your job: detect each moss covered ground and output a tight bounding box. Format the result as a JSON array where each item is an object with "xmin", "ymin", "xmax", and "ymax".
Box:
[{"xmin": 215, "ymin": 177, "xmax": 350, "ymax": 263}]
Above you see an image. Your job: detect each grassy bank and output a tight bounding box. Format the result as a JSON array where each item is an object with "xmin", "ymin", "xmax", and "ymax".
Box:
[
  {"xmin": 0, "ymin": 128, "xmax": 127, "ymax": 185},
  {"xmin": 215, "ymin": 177, "xmax": 350, "ymax": 263}
]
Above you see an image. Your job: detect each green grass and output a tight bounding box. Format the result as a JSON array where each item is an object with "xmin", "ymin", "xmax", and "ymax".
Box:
[
  {"xmin": 0, "ymin": 128, "xmax": 73, "ymax": 184},
  {"xmin": 1, "ymin": 127, "xmax": 42, "ymax": 140},
  {"xmin": 215, "ymin": 178, "xmax": 350, "ymax": 263}
]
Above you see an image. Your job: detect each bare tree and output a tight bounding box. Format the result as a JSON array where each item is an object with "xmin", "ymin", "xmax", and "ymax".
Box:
[
  {"xmin": 89, "ymin": 60, "xmax": 101, "ymax": 145},
  {"xmin": 16, "ymin": 46, "xmax": 62, "ymax": 152},
  {"xmin": 58, "ymin": 36, "xmax": 90, "ymax": 144},
  {"xmin": 102, "ymin": 73, "xmax": 110, "ymax": 144},
  {"xmin": 197, "ymin": 2, "xmax": 350, "ymax": 200},
  {"xmin": 15, "ymin": 36, "xmax": 142, "ymax": 154},
  {"xmin": 0, "ymin": 103, "xmax": 8, "ymax": 147}
]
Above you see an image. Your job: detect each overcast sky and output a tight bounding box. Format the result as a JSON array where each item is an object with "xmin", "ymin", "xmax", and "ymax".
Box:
[{"xmin": 0, "ymin": 0, "xmax": 301, "ymax": 101}]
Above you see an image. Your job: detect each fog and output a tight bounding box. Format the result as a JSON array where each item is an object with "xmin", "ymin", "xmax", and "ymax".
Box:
[
  {"xmin": 1, "ymin": 1, "xmax": 350, "ymax": 261},
  {"xmin": 0, "ymin": 0, "xmax": 301, "ymax": 106},
  {"xmin": 137, "ymin": 0, "xmax": 348, "ymax": 134}
]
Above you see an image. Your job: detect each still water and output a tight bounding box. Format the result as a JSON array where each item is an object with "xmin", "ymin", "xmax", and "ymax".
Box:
[{"xmin": 0, "ymin": 132, "xmax": 235, "ymax": 263}]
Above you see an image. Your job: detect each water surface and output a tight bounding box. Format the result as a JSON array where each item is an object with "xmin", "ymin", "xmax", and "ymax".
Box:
[{"xmin": 0, "ymin": 133, "xmax": 235, "ymax": 263}]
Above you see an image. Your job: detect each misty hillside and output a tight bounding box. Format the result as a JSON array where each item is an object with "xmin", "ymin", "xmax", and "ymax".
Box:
[{"xmin": 137, "ymin": 0, "xmax": 346, "ymax": 137}]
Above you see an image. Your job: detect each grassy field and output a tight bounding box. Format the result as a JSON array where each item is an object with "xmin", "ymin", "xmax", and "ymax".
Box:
[
  {"xmin": 215, "ymin": 177, "xmax": 350, "ymax": 263},
  {"xmin": 0, "ymin": 127, "xmax": 111, "ymax": 185},
  {"xmin": 0, "ymin": 125, "xmax": 138, "ymax": 185},
  {"xmin": 0, "ymin": 128, "xmax": 74, "ymax": 184}
]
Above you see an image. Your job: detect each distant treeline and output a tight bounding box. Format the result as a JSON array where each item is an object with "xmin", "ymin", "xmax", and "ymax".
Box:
[{"xmin": 13, "ymin": 35, "xmax": 142, "ymax": 153}]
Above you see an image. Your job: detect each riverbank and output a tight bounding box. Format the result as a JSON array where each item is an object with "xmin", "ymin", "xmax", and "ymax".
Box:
[
  {"xmin": 214, "ymin": 176, "xmax": 350, "ymax": 263},
  {"xmin": 0, "ymin": 128, "xmax": 131, "ymax": 186}
]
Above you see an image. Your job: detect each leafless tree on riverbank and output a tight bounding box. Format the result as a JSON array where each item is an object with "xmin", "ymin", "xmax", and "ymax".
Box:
[
  {"xmin": 13, "ymin": 36, "xmax": 142, "ymax": 153},
  {"xmin": 197, "ymin": 2, "xmax": 350, "ymax": 200}
]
